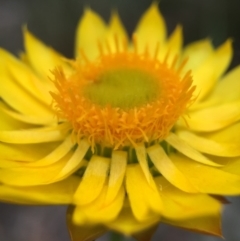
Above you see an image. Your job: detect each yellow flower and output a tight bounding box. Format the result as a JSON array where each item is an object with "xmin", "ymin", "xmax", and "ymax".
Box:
[{"xmin": 0, "ymin": 3, "xmax": 240, "ymax": 241}]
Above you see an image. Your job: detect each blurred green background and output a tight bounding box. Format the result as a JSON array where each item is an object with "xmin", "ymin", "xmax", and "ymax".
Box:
[{"xmin": 0, "ymin": 0, "xmax": 240, "ymax": 241}]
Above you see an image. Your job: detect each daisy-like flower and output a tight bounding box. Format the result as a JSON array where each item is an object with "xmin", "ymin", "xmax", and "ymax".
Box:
[{"xmin": 1, "ymin": 3, "xmax": 240, "ymax": 241}]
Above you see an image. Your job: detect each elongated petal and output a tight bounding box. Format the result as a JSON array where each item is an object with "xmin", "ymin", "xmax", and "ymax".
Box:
[
  {"xmin": 0, "ymin": 142, "xmax": 59, "ymax": 162},
  {"xmin": 126, "ymin": 164, "xmax": 162, "ymax": 221},
  {"xmin": 135, "ymin": 143, "xmax": 155, "ymax": 187},
  {"xmin": 0, "ymin": 107, "xmax": 32, "ymax": 131},
  {"xmin": 67, "ymin": 206, "xmax": 107, "ymax": 241},
  {"xmin": 0, "ymin": 176, "xmax": 79, "ymax": 204},
  {"xmin": 73, "ymin": 155, "xmax": 110, "ymax": 205},
  {"xmin": 105, "ymin": 205, "xmax": 160, "ymax": 235},
  {"xmin": 0, "ymin": 50, "xmax": 54, "ymax": 116},
  {"xmin": 106, "ymin": 150, "xmax": 127, "ymax": 204},
  {"xmin": 163, "ymin": 213, "xmax": 222, "ymax": 237},
  {"xmin": 171, "ymin": 154, "xmax": 240, "ymax": 195},
  {"xmin": 25, "ymin": 135, "xmax": 75, "ymax": 166},
  {"xmin": 75, "ymin": 8, "xmax": 107, "ymax": 60},
  {"xmin": 147, "ymin": 144, "xmax": 197, "ymax": 193},
  {"xmin": 53, "ymin": 139, "xmax": 90, "ymax": 181},
  {"xmin": 134, "ymin": 3, "xmax": 166, "ymax": 54},
  {"xmin": 182, "ymin": 39, "xmax": 213, "ymax": 71},
  {"xmin": 24, "ymin": 29, "xmax": 71, "ymax": 79},
  {"xmin": 73, "ymin": 184, "xmax": 124, "ymax": 225},
  {"xmin": 222, "ymin": 158, "xmax": 240, "ymax": 175},
  {"xmin": 191, "ymin": 40, "xmax": 232, "ymax": 101},
  {"xmin": 0, "ymin": 126, "xmax": 68, "ymax": 144},
  {"xmin": 0, "ymin": 102, "xmax": 55, "ymax": 125},
  {"xmin": 208, "ymin": 65, "xmax": 240, "ymax": 103},
  {"xmin": 177, "ymin": 130, "xmax": 240, "ymax": 157},
  {"xmin": 204, "ymin": 121, "xmax": 240, "ymax": 142},
  {"xmin": 0, "ymin": 151, "xmax": 78, "ymax": 186},
  {"xmin": 163, "ymin": 25, "xmax": 183, "ymax": 63},
  {"xmin": 166, "ymin": 132, "xmax": 221, "ymax": 166},
  {"xmin": 155, "ymin": 176, "xmax": 222, "ymax": 220},
  {"xmin": 178, "ymin": 101, "xmax": 240, "ymax": 131},
  {"xmin": 107, "ymin": 11, "xmax": 128, "ymax": 52},
  {"xmin": 0, "ymin": 49, "xmax": 52, "ymax": 104}
]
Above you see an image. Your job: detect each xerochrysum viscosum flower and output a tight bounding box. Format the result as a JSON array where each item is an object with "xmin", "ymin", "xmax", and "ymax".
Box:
[{"xmin": 0, "ymin": 3, "xmax": 240, "ymax": 241}]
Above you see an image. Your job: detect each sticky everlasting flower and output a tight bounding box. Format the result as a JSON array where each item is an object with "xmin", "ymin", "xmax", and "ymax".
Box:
[{"xmin": 1, "ymin": 3, "xmax": 240, "ymax": 241}]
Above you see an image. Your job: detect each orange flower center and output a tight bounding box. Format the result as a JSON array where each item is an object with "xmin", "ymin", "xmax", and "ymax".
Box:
[{"xmin": 51, "ymin": 39, "xmax": 195, "ymax": 149}]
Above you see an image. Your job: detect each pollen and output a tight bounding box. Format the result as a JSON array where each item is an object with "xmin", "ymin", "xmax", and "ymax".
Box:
[{"xmin": 51, "ymin": 36, "xmax": 195, "ymax": 149}]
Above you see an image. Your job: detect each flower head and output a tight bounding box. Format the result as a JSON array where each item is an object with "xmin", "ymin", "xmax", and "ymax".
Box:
[
  {"xmin": 51, "ymin": 36, "xmax": 194, "ymax": 149},
  {"xmin": 0, "ymin": 3, "xmax": 240, "ymax": 241}
]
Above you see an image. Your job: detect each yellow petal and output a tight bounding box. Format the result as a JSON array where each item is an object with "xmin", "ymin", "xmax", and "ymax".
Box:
[
  {"xmin": 0, "ymin": 142, "xmax": 59, "ymax": 162},
  {"xmin": 135, "ymin": 143, "xmax": 155, "ymax": 187},
  {"xmin": 163, "ymin": 213, "xmax": 222, "ymax": 237},
  {"xmin": 73, "ymin": 184, "xmax": 124, "ymax": 225},
  {"xmin": 105, "ymin": 205, "xmax": 160, "ymax": 235},
  {"xmin": 67, "ymin": 206, "xmax": 107, "ymax": 241},
  {"xmin": 24, "ymin": 134, "xmax": 75, "ymax": 166},
  {"xmin": 107, "ymin": 11, "xmax": 128, "ymax": 52},
  {"xmin": 0, "ymin": 107, "xmax": 32, "ymax": 131},
  {"xmin": 0, "ymin": 102, "xmax": 55, "ymax": 125},
  {"xmin": 163, "ymin": 25, "xmax": 183, "ymax": 63},
  {"xmin": 0, "ymin": 49, "xmax": 54, "ymax": 116},
  {"xmin": 0, "ymin": 48, "xmax": 52, "ymax": 105},
  {"xmin": 126, "ymin": 164, "xmax": 162, "ymax": 221},
  {"xmin": 177, "ymin": 130, "xmax": 240, "ymax": 157},
  {"xmin": 73, "ymin": 155, "xmax": 110, "ymax": 205},
  {"xmin": 0, "ymin": 125, "xmax": 68, "ymax": 144},
  {"xmin": 0, "ymin": 151, "xmax": 76, "ymax": 186},
  {"xmin": 134, "ymin": 3, "xmax": 166, "ymax": 54},
  {"xmin": 166, "ymin": 132, "xmax": 221, "ymax": 166},
  {"xmin": 204, "ymin": 121, "xmax": 240, "ymax": 142},
  {"xmin": 24, "ymin": 29, "xmax": 71, "ymax": 79},
  {"xmin": 0, "ymin": 176, "xmax": 79, "ymax": 204},
  {"xmin": 155, "ymin": 176, "xmax": 221, "ymax": 220},
  {"xmin": 208, "ymin": 65, "xmax": 240, "ymax": 103},
  {"xmin": 106, "ymin": 150, "xmax": 127, "ymax": 204},
  {"xmin": 182, "ymin": 38, "xmax": 213, "ymax": 71},
  {"xmin": 53, "ymin": 139, "xmax": 90, "ymax": 182},
  {"xmin": 147, "ymin": 144, "xmax": 197, "ymax": 193},
  {"xmin": 171, "ymin": 153, "xmax": 240, "ymax": 195},
  {"xmin": 178, "ymin": 101, "xmax": 240, "ymax": 131},
  {"xmin": 222, "ymin": 158, "xmax": 240, "ymax": 175},
  {"xmin": 191, "ymin": 40, "xmax": 233, "ymax": 101},
  {"xmin": 75, "ymin": 8, "xmax": 107, "ymax": 60}
]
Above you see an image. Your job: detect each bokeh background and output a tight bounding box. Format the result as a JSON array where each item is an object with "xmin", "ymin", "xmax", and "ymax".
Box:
[{"xmin": 0, "ymin": 0, "xmax": 240, "ymax": 240}]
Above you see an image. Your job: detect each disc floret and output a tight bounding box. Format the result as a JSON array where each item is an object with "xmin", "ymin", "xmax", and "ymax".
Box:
[{"xmin": 51, "ymin": 39, "xmax": 195, "ymax": 149}]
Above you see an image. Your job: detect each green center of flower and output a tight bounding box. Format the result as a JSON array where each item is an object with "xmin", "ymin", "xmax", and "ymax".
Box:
[{"xmin": 82, "ymin": 68, "xmax": 160, "ymax": 109}]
